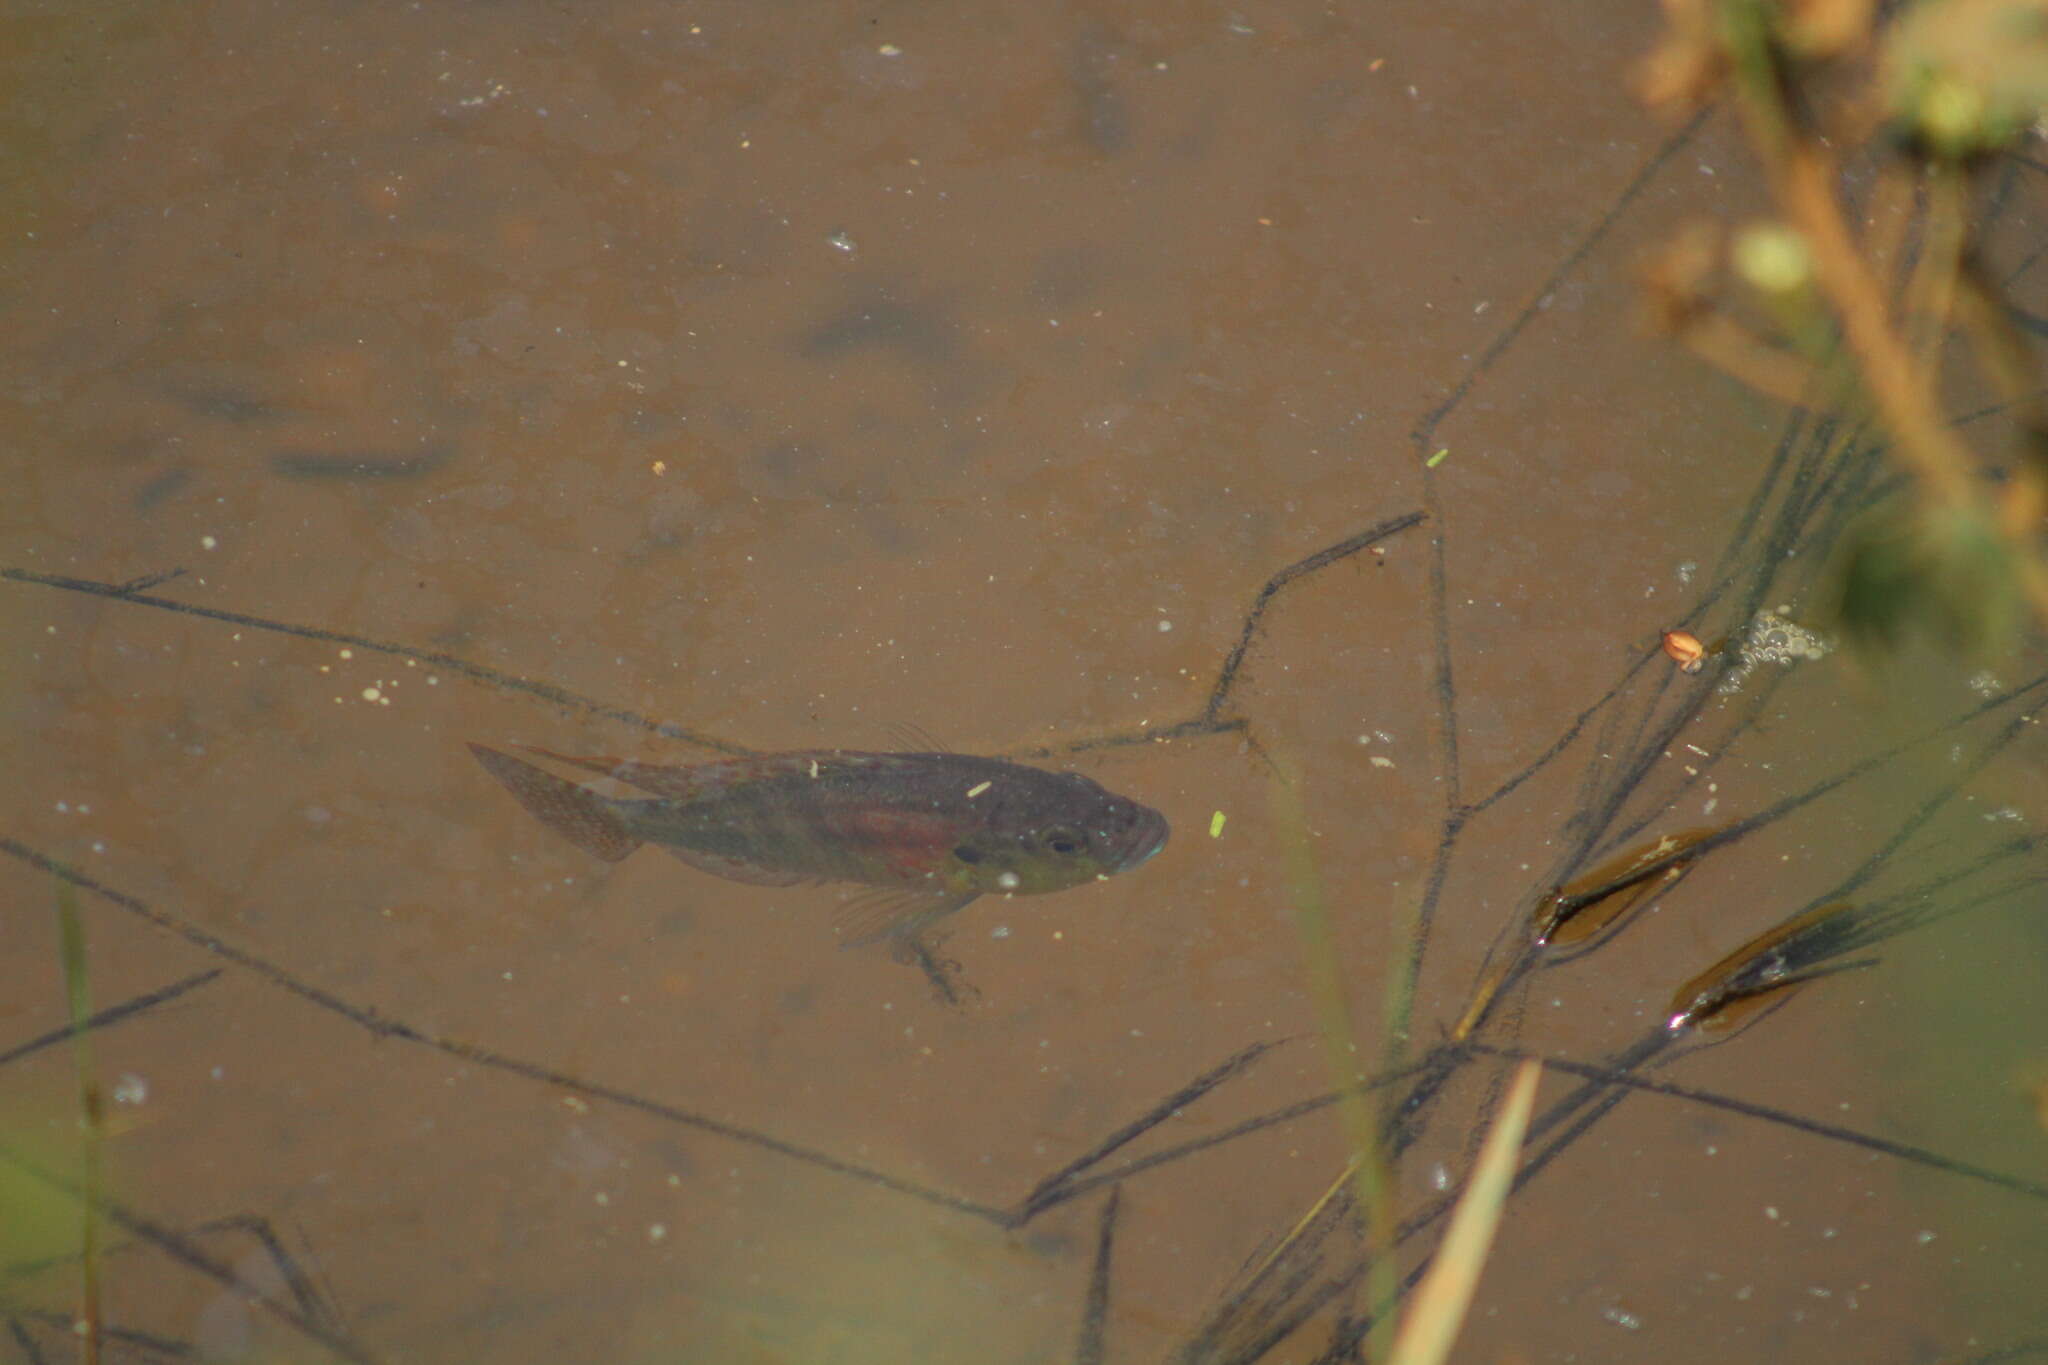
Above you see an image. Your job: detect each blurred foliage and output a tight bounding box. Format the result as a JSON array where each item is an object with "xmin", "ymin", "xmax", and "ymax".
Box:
[
  {"xmin": 1640, "ymin": 0, "xmax": 2048, "ymax": 662},
  {"xmin": 0, "ymin": 1131, "xmax": 91, "ymax": 1271},
  {"xmin": 1886, "ymin": 0, "xmax": 2048, "ymax": 156},
  {"xmin": 1829, "ymin": 501, "xmax": 2024, "ymax": 655}
]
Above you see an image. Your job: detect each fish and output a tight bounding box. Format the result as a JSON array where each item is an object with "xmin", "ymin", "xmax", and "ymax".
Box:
[{"xmin": 467, "ymin": 742, "xmax": 1169, "ymax": 943}]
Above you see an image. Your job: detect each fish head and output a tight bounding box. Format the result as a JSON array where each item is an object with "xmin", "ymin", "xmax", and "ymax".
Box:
[{"xmin": 949, "ymin": 768, "xmax": 1170, "ymax": 895}]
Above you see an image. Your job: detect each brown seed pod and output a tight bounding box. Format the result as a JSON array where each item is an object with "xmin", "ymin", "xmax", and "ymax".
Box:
[{"xmin": 1660, "ymin": 629, "xmax": 1708, "ymax": 673}]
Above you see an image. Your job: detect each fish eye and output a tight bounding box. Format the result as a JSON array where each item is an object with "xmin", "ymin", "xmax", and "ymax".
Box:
[
  {"xmin": 953, "ymin": 844, "xmax": 984, "ymax": 864},
  {"xmin": 1042, "ymin": 826, "xmax": 1087, "ymax": 857}
]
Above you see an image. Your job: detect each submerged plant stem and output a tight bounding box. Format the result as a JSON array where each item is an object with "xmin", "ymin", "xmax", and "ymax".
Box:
[
  {"xmin": 1266, "ymin": 754, "xmax": 1400, "ymax": 1362},
  {"xmin": 1388, "ymin": 1059, "xmax": 1541, "ymax": 1365},
  {"xmin": 56, "ymin": 879, "xmax": 103, "ymax": 1365}
]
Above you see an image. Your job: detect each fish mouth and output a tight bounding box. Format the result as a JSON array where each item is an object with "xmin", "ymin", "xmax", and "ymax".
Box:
[{"xmin": 1118, "ymin": 807, "xmax": 1171, "ymax": 870}]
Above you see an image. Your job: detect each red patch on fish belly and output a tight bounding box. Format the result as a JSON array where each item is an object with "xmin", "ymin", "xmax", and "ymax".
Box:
[{"xmin": 828, "ymin": 808, "xmax": 965, "ymax": 880}]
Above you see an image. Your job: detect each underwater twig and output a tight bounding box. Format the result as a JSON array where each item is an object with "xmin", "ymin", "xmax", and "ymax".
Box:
[
  {"xmin": 1470, "ymin": 1042, "xmax": 2048, "ymax": 1201},
  {"xmin": 5, "ymin": 1317, "xmax": 49, "ymax": 1365},
  {"xmin": 0, "ymin": 567, "xmax": 753, "ymax": 755},
  {"xmin": 1073, "ymin": 1187, "xmax": 1120, "ymax": 1365},
  {"xmin": 1, "ymin": 839, "xmax": 1014, "ymax": 1227},
  {"xmin": 1020, "ymin": 1040, "xmax": 1286, "ymax": 1221},
  {"xmin": 0, "ymin": 969, "xmax": 221, "ymax": 1070},
  {"xmin": 190, "ymin": 1215, "xmax": 345, "ymax": 1337},
  {"xmin": 0, "ymin": 1141, "xmax": 376, "ymax": 1363},
  {"xmin": 1201, "ymin": 511, "xmax": 1427, "ymax": 726}
]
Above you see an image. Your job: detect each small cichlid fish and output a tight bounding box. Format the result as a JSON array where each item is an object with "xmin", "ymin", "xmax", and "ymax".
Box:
[{"xmin": 468, "ymin": 742, "xmax": 1169, "ymax": 942}]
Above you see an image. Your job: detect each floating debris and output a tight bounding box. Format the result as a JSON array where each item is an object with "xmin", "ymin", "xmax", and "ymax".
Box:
[
  {"xmin": 1532, "ymin": 826, "xmax": 1719, "ymax": 948},
  {"xmin": 1666, "ymin": 901, "xmax": 1871, "ymax": 1034},
  {"xmin": 269, "ymin": 447, "xmax": 453, "ymax": 481},
  {"xmin": 1717, "ymin": 607, "xmax": 1834, "ymax": 693}
]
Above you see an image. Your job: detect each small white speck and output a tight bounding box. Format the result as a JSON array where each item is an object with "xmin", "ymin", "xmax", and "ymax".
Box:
[
  {"xmin": 996, "ymin": 872, "xmax": 1020, "ymax": 890},
  {"xmin": 200, "ymin": 535, "xmax": 218, "ymax": 550},
  {"xmin": 1157, "ymin": 619, "xmax": 1173, "ymax": 632},
  {"xmin": 966, "ymin": 781, "xmax": 991, "ymax": 798},
  {"xmin": 361, "ymin": 686, "xmax": 382, "ymax": 702},
  {"xmin": 648, "ymin": 1223, "xmax": 667, "ymax": 1243},
  {"xmin": 990, "ymin": 925, "xmax": 1010, "ymax": 939},
  {"xmin": 112, "ymin": 1074, "xmax": 148, "ymax": 1105}
]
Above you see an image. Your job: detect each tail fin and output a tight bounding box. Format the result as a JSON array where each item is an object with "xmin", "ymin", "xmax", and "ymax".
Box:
[{"xmin": 468, "ymin": 743, "xmax": 640, "ymax": 862}]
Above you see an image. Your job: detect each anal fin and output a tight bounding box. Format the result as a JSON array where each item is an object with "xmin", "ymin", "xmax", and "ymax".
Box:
[
  {"xmin": 652, "ymin": 843, "xmax": 807, "ymax": 887},
  {"xmin": 834, "ymin": 888, "xmax": 981, "ymax": 948}
]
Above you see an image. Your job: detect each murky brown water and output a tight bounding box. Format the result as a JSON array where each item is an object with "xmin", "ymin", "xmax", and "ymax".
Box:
[{"xmin": 4, "ymin": 3, "xmax": 2045, "ymax": 1363}]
